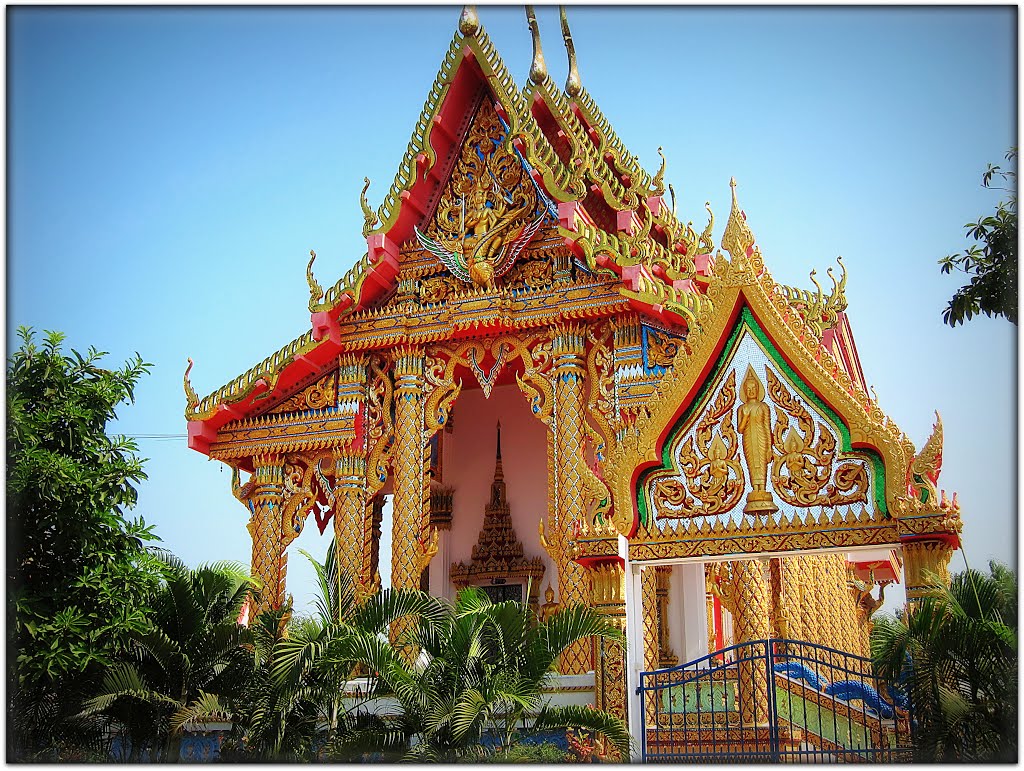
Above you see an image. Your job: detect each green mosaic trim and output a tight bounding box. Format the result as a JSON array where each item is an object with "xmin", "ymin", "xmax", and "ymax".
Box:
[{"xmin": 636, "ymin": 305, "xmax": 886, "ymax": 527}]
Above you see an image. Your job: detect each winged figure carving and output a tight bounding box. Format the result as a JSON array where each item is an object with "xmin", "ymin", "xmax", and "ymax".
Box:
[{"xmin": 415, "ymin": 182, "xmax": 544, "ymax": 290}]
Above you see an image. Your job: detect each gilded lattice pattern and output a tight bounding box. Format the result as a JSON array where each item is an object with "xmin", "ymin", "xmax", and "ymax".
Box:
[
  {"xmin": 245, "ymin": 454, "xmax": 286, "ymax": 614},
  {"xmin": 589, "ymin": 561, "xmax": 627, "ymax": 724},
  {"xmin": 392, "ymin": 348, "xmax": 431, "ymax": 595},
  {"xmin": 730, "ymin": 559, "xmax": 771, "ymax": 726},
  {"xmin": 334, "ymin": 452, "xmax": 377, "ymax": 603},
  {"xmin": 552, "ymin": 325, "xmax": 593, "ymax": 675},
  {"xmin": 774, "ymin": 557, "xmax": 804, "ymax": 641},
  {"xmin": 641, "ymin": 567, "xmax": 660, "ymax": 725}
]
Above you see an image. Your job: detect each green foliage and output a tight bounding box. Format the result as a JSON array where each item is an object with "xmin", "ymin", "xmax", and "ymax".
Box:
[
  {"xmin": 332, "ymin": 585, "xmax": 632, "ymax": 762},
  {"xmin": 468, "ymin": 740, "xmax": 572, "ymax": 763},
  {"xmin": 871, "ymin": 561, "xmax": 1017, "ymax": 762},
  {"xmin": 229, "ymin": 542, "xmax": 447, "ymax": 761},
  {"xmin": 939, "ymin": 149, "xmax": 1018, "ymax": 327},
  {"xmin": 7, "ymin": 327, "xmax": 164, "ymax": 759},
  {"xmin": 78, "ymin": 555, "xmax": 254, "ymax": 761}
]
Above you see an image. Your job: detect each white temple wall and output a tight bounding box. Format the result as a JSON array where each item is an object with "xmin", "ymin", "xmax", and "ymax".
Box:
[{"xmin": 440, "ymin": 382, "xmax": 554, "ymax": 599}]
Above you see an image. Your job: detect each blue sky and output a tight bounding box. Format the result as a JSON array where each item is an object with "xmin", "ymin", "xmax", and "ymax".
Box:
[{"xmin": 9, "ymin": 6, "xmax": 1016, "ymax": 614}]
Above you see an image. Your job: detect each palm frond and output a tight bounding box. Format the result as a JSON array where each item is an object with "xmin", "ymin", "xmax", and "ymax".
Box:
[{"xmin": 169, "ymin": 691, "xmax": 228, "ymax": 733}]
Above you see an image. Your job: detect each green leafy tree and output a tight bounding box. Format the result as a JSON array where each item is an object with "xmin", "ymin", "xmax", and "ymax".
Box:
[
  {"xmin": 79, "ymin": 555, "xmax": 253, "ymax": 761},
  {"xmin": 871, "ymin": 562, "xmax": 1017, "ymax": 762},
  {"xmin": 939, "ymin": 149, "xmax": 1018, "ymax": 326},
  {"xmin": 334, "ymin": 586, "xmax": 632, "ymax": 762},
  {"xmin": 7, "ymin": 327, "xmax": 163, "ymax": 760}
]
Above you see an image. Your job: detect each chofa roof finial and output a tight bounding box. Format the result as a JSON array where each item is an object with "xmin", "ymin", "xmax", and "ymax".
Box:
[
  {"xmin": 721, "ymin": 177, "xmax": 756, "ymax": 261},
  {"xmin": 526, "ymin": 6, "xmax": 548, "ymax": 85},
  {"xmin": 459, "ymin": 5, "xmax": 480, "ymax": 37},
  {"xmin": 559, "ymin": 6, "xmax": 581, "ymax": 97}
]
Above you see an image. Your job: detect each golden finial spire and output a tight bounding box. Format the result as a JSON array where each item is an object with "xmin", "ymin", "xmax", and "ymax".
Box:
[
  {"xmin": 459, "ymin": 5, "xmax": 480, "ymax": 37},
  {"xmin": 721, "ymin": 176, "xmax": 755, "ymax": 261},
  {"xmin": 306, "ymin": 249, "xmax": 324, "ymax": 310},
  {"xmin": 360, "ymin": 177, "xmax": 378, "ymax": 237},
  {"xmin": 184, "ymin": 357, "xmax": 199, "ymax": 408},
  {"xmin": 526, "ymin": 6, "xmax": 548, "ymax": 85},
  {"xmin": 559, "ymin": 6, "xmax": 581, "ymax": 97}
]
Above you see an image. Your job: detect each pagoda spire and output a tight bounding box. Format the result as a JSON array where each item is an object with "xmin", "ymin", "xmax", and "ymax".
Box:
[
  {"xmin": 559, "ymin": 6, "xmax": 581, "ymax": 97},
  {"xmin": 526, "ymin": 6, "xmax": 548, "ymax": 85},
  {"xmin": 492, "ymin": 421, "xmax": 505, "ymax": 504}
]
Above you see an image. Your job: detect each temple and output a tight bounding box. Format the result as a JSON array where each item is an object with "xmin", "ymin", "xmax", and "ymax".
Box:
[{"xmin": 184, "ymin": 7, "xmax": 962, "ymax": 760}]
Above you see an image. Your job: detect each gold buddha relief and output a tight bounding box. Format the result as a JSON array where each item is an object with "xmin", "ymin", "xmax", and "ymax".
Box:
[{"xmin": 736, "ymin": 365, "xmax": 779, "ymax": 515}]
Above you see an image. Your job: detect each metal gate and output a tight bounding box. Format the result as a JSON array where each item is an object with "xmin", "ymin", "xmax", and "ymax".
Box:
[{"xmin": 638, "ymin": 639, "xmax": 913, "ymax": 762}]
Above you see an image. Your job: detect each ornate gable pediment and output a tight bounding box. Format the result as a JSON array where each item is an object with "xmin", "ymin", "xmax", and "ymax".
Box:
[
  {"xmin": 638, "ymin": 307, "xmax": 880, "ymax": 532},
  {"xmin": 396, "ymin": 96, "xmax": 559, "ymax": 298}
]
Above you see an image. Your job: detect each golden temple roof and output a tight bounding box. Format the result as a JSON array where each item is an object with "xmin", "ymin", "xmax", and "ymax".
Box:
[{"xmin": 185, "ymin": 9, "xmax": 856, "ymax": 426}]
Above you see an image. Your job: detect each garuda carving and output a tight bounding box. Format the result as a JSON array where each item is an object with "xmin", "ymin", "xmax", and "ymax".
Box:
[{"xmin": 415, "ymin": 101, "xmax": 545, "ymax": 289}]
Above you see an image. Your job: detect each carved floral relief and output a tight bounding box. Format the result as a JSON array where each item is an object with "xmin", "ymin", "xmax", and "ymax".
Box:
[{"xmin": 645, "ymin": 328, "xmax": 872, "ymax": 527}]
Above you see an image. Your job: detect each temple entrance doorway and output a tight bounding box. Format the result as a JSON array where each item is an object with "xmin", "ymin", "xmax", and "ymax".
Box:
[{"xmin": 426, "ymin": 376, "xmax": 552, "ymax": 610}]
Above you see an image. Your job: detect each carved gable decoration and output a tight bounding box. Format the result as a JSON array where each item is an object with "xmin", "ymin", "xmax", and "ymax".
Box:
[
  {"xmin": 414, "ymin": 98, "xmax": 556, "ymax": 290},
  {"xmin": 639, "ymin": 308, "xmax": 881, "ymax": 533},
  {"xmin": 268, "ymin": 371, "xmax": 337, "ymax": 415}
]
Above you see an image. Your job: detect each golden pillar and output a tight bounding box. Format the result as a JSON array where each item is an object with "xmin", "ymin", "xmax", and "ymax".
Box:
[
  {"xmin": 334, "ymin": 452, "xmax": 377, "ymax": 604},
  {"xmin": 655, "ymin": 566, "xmax": 678, "ymax": 667},
  {"xmin": 903, "ymin": 539, "xmax": 954, "ymax": 607},
  {"xmin": 246, "ymin": 453, "xmax": 286, "ymax": 615},
  {"xmin": 391, "ymin": 347, "xmax": 433, "ymax": 659},
  {"xmin": 730, "ymin": 559, "xmax": 771, "ymax": 727},
  {"xmin": 773, "ymin": 556, "xmax": 804, "ymax": 642},
  {"xmin": 552, "ymin": 324, "xmax": 592, "ymax": 674},
  {"xmin": 589, "ymin": 561, "xmax": 628, "ymax": 727},
  {"xmin": 641, "ymin": 566, "xmax": 660, "ymax": 727},
  {"xmin": 392, "ymin": 347, "xmax": 430, "ymax": 594}
]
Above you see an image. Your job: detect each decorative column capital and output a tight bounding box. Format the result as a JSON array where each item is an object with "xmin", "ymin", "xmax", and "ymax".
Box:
[
  {"xmin": 902, "ymin": 538, "xmax": 954, "ymax": 605},
  {"xmin": 251, "ymin": 453, "xmax": 284, "ymax": 501},
  {"xmin": 394, "ymin": 346, "xmax": 425, "ymax": 397},
  {"xmin": 334, "ymin": 451, "xmax": 367, "ymax": 488},
  {"xmin": 552, "ymin": 324, "xmax": 587, "ymax": 375}
]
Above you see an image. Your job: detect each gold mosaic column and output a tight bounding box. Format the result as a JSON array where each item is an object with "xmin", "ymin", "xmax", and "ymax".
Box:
[
  {"xmin": 641, "ymin": 566, "xmax": 660, "ymax": 728},
  {"xmin": 730, "ymin": 559, "xmax": 771, "ymax": 726},
  {"xmin": 589, "ymin": 561, "xmax": 628, "ymax": 728},
  {"xmin": 903, "ymin": 539, "xmax": 953, "ymax": 608},
  {"xmin": 391, "ymin": 347, "xmax": 430, "ymax": 659},
  {"xmin": 655, "ymin": 567, "xmax": 678, "ymax": 667},
  {"xmin": 334, "ymin": 452, "xmax": 373, "ymax": 604},
  {"xmin": 246, "ymin": 453, "xmax": 286, "ymax": 615},
  {"xmin": 552, "ymin": 324, "xmax": 592, "ymax": 675},
  {"xmin": 774, "ymin": 557, "xmax": 804, "ymax": 641}
]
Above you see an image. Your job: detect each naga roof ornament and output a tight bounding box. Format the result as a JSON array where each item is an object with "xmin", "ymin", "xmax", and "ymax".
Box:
[
  {"xmin": 908, "ymin": 412, "xmax": 943, "ymax": 506},
  {"xmin": 306, "ymin": 250, "xmax": 324, "ymax": 310}
]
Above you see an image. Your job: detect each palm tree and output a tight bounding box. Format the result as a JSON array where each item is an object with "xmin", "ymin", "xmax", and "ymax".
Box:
[
  {"xmin": 234, "ymin": 542, "xmax": 447, "ymax": 760},
  {"xmin": 871, "ymin": 561, "xmax": 1017, "ymax": 762},
  {"xmin": 333, "ymin": 585, "xmax": 632, "ymax": 762},
  {"xmin": 79, "ymin": 554, "xmax": 252, "ymax": 761}
]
